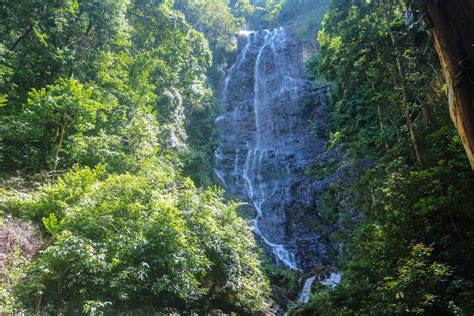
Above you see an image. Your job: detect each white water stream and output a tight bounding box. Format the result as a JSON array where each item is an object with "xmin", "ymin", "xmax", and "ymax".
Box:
[
  {"xmin": 298, "ymin": 276, "xmax": 316, "ymax": 303},
  {"xmin": 298, "ymin": 273, "xmax": 342, "ymax": 304}
]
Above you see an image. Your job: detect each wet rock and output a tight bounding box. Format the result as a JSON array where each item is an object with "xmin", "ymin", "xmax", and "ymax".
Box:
[{"xmin": 214, "ymin": 28, "xmax": 331, "ymax": 271}]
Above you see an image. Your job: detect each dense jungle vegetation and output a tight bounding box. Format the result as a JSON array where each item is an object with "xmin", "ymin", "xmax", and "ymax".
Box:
[
  {"xmin": 1, "ymin": 0, "xmax": 473, "ymax": 315},
  {"xmin": 291, "ymin": 0, "xmax": 474, "ymax": 315},
  {"xmin": 0, "ymin": 1, "xmax": 269, "ymax": 313}
]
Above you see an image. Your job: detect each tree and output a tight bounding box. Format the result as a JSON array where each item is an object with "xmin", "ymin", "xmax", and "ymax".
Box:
[
  {"xmin": 295, "ymin": 0, "xmax": 474, "ymax": 314},
  {"xmin": 408, "ymin": 0, "xmax": 474, "ymax": 169},
  {"xmin": 0, "ymin": 0, "xmax": 130, "ymax": 104},
  {"xmin": 4, "ymin": 165, "xmax": 271, "ymax": 314},
  {"xmin": 1, "ymin": 1, "xmax": 275, "ymax": 313},
  {"xmin": 21, "ymin": 78, "xmax": 114, "ymax": 171}
]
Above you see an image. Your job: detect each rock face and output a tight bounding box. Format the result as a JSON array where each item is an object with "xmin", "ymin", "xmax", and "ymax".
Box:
[{"xmin": 214, "ymin": 28, "xmax": 329, "ymax": 271}]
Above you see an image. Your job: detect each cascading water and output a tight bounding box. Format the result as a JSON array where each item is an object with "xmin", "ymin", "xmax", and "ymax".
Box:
[
  {"xmin": 297, "ymin": 273, "xmax": 342, "ymax": 304},
  {"xmin": 214, "ymin": 27, "xmax": 330, "ymax": 271},
  {"xmin": 298, "ymin": 276, "xmax": 316, "ymax": 303}
]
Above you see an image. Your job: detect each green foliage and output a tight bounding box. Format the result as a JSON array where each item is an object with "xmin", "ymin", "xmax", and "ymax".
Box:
[
  {"xmin": 0, "ymin": 246, "xmax": 28, "ymax": 314},
  {"xmin": 173, "ymin": 0, "xmax": 242, "ymax": 66},
  {"xmin": 67, "ymin": 112, "xmax": 167, "ymax": 174},
  {"xmin": 0, "ymin": 1, "xmax": 276, "ymax": 312},
  {"xmin": 0, "ymin": 0, "xmax": 221, "ymax": 184},
  {"xmin": 298, "ymin": 0, "xmax": 474, "ymax": 314},
  {"xmin": 305, "ymin": 157, "xmax": 339, "ymax": 180},
  {"xmin": 4, "ymin": 165, "xmax": 270, "ymax": 313},
  {"xmin": 42, "ymin": 213, "xmax": 61, "ymax": 236},
  {"xmin": 231, "ymin": 0, "xmax": 330, "ymax": 46},
  {"xmin": 273, "ymin": 0, "xmax": 331, "ymax": 45},
  {"xmin": 0, "ymin": 219, "xmax": 43, "ymax": 315},
  {"xmin": 231, "ymin": 0, "xmax": 279, "ymax": 29},
  {"xmin": 4, "ymin": 0, "xmax": 474, "ymax": 314},
  {"xmin": 261, "ymin": 256, "xmax": 302, "ymax": 306},
  {"xmin": 0, "ymin": 0, "xmax": 131, "ymax": 102},
  {"xmin": 380, "ymin": 244, "xmax": 451, "ymax": 314},
  {"xmin": 23, "ymin": 78, "xmax": 114, "ymax": 170}
]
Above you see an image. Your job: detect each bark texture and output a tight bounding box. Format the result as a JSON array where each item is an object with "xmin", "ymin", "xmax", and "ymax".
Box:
[{"xmin": 424, "ymin": 0, "xmax": 474, "ymax": 169}]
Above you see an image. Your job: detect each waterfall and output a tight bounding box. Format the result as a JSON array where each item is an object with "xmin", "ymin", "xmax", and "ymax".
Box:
[
  {"xmin": 321, "ymin": 272, "xmax": 342, "ymax": 288},
  {"xmin": 297, "ymin": 273, "xmax": 342, "ymax": 304},
  {"xmin": 298, "ymin": 276, "xmax": 316, "ymax": 303},
  {"xmin": 214, "ymin": 27, "xmax": 329, "ymax": 271}
]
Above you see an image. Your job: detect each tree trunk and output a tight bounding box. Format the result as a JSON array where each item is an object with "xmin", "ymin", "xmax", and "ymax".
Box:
[
  {"xmin": 9, "ymin": 25, "xmax": 33, "ymax": 51},
  {"xmin": 382, "ymin": 5, "xmax": 424, "ymax": 167},
  {"xmin": 53, "ymin": 123, "xmax": 67, "ymax": 172},
  {"xmin": 424, "ymin": 0, "xmax": 474, "ymax": 169}
]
